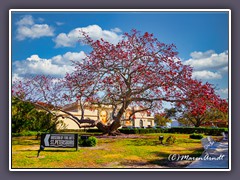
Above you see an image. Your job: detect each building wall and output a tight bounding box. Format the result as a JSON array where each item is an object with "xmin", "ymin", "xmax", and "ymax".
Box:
[
  {"xmin": 57, "ymin": 103, "xmax": 155, "ymax": 129},
  {"xmin": 59, "ymin": 118, "xmax": 80, "ymax": 129}
]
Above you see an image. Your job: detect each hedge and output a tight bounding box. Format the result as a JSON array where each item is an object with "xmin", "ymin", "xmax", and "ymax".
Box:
[
  {"xmin": 167, "ymin": 127, "xmax": 228, "ymax": 136},
  {"xmin": 86, "ymin": 129, "xmax": 103, "ymax": 133},
  {"xmin": 85, "ymin": 127, "xmax": 228, "ymax": 135},
  {"xmin": 119, "ymin": 127, "xmax": 228, "ymax": 135},
  {"xmin": 119, "ymin": 128, "xmax": 168, "ymax": 134},
  {"xmin": 12, "ymin": 127, "xmax": 228, "ymax": 136}
]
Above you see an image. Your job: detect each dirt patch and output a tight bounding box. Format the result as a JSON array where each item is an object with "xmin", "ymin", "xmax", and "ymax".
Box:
[
  {"xmin": 110, "ymin": 158, "xmax": 193, "ymax": 169},
  {"xmin": 118, "ymin": 160, "xmax": 192, "ymax": 168},
  {"xmin": 27, "ymin": 155, "xmax": 45, "ymax": 159}
]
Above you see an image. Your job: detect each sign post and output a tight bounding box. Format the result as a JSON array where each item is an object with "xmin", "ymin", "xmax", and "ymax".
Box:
[{"xmin": 37, "ymin": 133, "xmax": 78, "ymax": 157}]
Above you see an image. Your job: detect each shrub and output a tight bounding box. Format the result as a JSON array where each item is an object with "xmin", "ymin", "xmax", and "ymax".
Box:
[
  {"xmin": 79, "ymin": 136, "xmax": 97, "ymax": 147},
  {"xmin": 85, "ymin": 136, "xmax": 98, "ymax": 147},
  {"xmin": 165, "ymin": 135, "xmax": 176, "ymax": 145},
  {"xmin": 189, "ymin": 133, "xmax": 204, "ymax": 139}
]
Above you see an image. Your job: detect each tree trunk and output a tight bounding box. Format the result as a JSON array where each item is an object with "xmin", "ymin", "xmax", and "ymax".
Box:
[
  {"xmin": 96, "ymin": 119, "xmax": 122, "ymax": 136},
  {"xmin": 95, "ymin": 102, "xmax": 130, "ymax": 135},
  {"xmin": 194, "ymin": 119, "xmax": 201, "ymax": 127}
]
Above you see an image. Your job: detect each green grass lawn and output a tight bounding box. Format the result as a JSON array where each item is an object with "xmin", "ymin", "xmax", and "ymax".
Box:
[{"xmin": 11, "ymin": 133, "xmax": 208, "ymax": 169}]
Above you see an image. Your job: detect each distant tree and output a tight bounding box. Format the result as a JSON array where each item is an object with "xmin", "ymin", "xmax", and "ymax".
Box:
[
  {"xmin": 164, "ymin": 108, "xmax": 178, "ymax": 119},
  {"xmin": 175, "ymin": 82, "xmax": 228, "ymax": 127},
  {"xmin": 154, "ymin": 113, "xmax": 172, "ymax": 127},
  {"xmin": 177, "ymin": 116, "xmax": 194, "ymax": 127}
]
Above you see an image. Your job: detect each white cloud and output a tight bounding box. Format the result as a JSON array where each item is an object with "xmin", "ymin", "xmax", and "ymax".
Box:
[
  {"xmin": 12, "ymin": 73, "xmax": 23, "ymax": 82},
  {"xmin": 13, "ymin": 51, "xmax": 86, "ymax": 78},
  {"xmin": 37, "ymin": 18, "xmax": 45, "ymax": 23},
  {"xmin": 184, "ymin": 50, "xmax": 228, "ymax": 70},
  {"xmin": 56, "ymin": 21, "xmax": 64, "ymax": 26},
  {"xmin": 54, "ymin": 25, "xmax": 122, "ymax": 47},
  {"xmin": 16, "ymin": 15, "xmax": 54, "ymax": 40},
  {"xmin": 110, "ymin": 27, "xmax": 122, "ymax": 33},
  {"xmin": 218, "ymin": 88, "xmax": 228, "ymax": 94},
  {"xmin": 219, "ymin": 66, "xmax": 228, "ymax": 73},
  {"xmin": 183, "ymin": 50, "xmax": 229, "ymax": 81},
  {"xmin": 192, "ymin": 70, "xmax": 222, "ymax": 80},
  {"xmin": 217, "ymin": 88, "xmax": 229, "ymax": 99},
  {"xmin": 189, "ymin": 50, "xmax": 215, "ymax": 60},
  {"xmin": 16, "ymin": 15, "xmax": 34, "ymax": 26}
]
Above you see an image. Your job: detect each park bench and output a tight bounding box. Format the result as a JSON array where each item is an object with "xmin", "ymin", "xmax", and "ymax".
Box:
[
  {"xmin": 207, "ymin": 136, "xmax": 216, "ymax": 145},
  {"xmin": 201, "ymin": 136, "xmax": 219, "ymax": 153},
  {"xmin": 221, "ymin": 132, "xmax": 228, "ymax": 141}
]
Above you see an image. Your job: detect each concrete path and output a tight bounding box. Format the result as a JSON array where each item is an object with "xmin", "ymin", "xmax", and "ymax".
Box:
[{"xmin": 186, "ymin": 139, "xmax": 229, "ymax": 169}]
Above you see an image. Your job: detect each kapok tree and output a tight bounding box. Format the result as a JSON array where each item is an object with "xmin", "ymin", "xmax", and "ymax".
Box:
[
  {"xmin": 12, "ymin": 75, "xmax": 98, "ymax": 129},
  {"xmin": 12, "ymin": 29, "xmax": 224, "ymax": 135},
  {"xmin": 175, "ymin": 80, "xmax": 228, "ymax": 127},
  {"xmin": 12, "ymin": 75, "xmax": 70, "ymax": 128},
  {"xmin": 62, "ymin": 29, "xmax": 211, "ymax": 135}
]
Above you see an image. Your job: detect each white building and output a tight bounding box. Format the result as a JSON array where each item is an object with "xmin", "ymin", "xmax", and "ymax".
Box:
[{"xmin": 57, "ymin": 102, "xmax": 155, "ymax": 129}]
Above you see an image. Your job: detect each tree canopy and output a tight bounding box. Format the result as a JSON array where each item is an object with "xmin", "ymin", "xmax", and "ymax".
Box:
[{"xmin": 12, "ymin": 29, "xmax": 228, "ymax": 134}]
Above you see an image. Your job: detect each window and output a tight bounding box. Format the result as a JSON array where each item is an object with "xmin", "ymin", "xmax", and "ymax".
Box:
[{"xmin": 140, "ymin": 119, "xmax": 143, "ymax": 128}]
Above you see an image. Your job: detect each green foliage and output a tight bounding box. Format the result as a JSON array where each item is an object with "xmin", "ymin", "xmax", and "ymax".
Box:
[
  {"xmin": 177, "ymin": 117, "xmax": 194, "ymax": 127},
  {"xmin": 189, "ymin": 133, "xmax": 204, "ymax": 139},
  {"xmin": 164, "ymin": 108, "xmax": 177, "ymax": 119},
  {"xmin": 11, "ymin": 97, "xmax": 59, "ymax": 133},
  {"xmin": 154, "ymin": 114, "xmax": 172, "ymax": 127},
  {"xmin": 168, "ymin": 127, "xmax": 228, "ymax": 135},
  {"xmin": 79, "ymin": 136, "xmax": 97, "ymax": 147},
  {"xmin": 178, "ymin": 108, "xmax": 228, "ymax": 127},
  {"xmin": 12, "ymin": 97, "xmax": 36, "ymax": 133}
]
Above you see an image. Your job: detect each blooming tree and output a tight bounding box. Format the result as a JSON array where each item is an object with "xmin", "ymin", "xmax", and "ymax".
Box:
[
  {"xmin": 175, "ymin": 80, "xmax": 228, "ymax": 127},
  {"xmin": 12, "ymin": 29, "xmax": 227, "ymax": 135}
]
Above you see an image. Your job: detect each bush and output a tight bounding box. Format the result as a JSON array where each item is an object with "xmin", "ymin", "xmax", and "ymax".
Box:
[
  {"xmin": 189, "ymin": 133, "xmax": 204, "ymax": 139},
  {"xmin": 165, "ymin": 135, "xmax": 176, "ymax": 145},
  {"xmin": 79, "ymin": 136, "xmax": 97, "ymax": 147}
]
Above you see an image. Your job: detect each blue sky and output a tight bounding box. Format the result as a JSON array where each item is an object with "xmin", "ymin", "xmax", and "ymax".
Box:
[{"xmin": 11, "ymin": 10, "xmax": 229, "ymax": 99}]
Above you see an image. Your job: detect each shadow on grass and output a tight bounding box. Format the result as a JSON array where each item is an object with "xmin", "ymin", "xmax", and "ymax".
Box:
[
  {"xmin": 124, "ymin": 138, "xmax": 202, "ymax": 147},
  {"xmin": 41, "ymin": 149, "xmax": 78, "ymax": 152},
  {"xmin": 119, "ymin": 160, "xmax": 161, "ymax": 168},
  {"xmin": 118, "ymin": 149, "xmax": 203, "ymax": 168},
  {"xmin": 17, "ymin": 149, "xmax": 78, "ymax": 153},
  {"xmin": 147, "ymin": 149, "xmax": 203, "ymax": 168},
  {"xmin": 119, "ymin": 151, "xmax": 174, "ymax": 168},
  {"xmin": 147, "ymin": 158, "xmax": 192, "ymax": 168}
]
